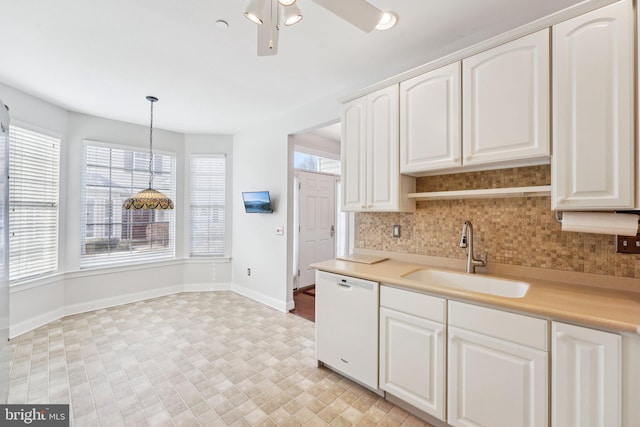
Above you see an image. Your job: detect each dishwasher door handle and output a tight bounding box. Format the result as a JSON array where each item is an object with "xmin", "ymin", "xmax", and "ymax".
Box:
[{"xmin": 337, "ymin": 281, "xmax": 352, "ymax": 288}]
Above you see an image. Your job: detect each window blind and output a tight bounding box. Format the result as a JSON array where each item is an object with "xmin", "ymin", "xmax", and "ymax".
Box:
[
  {"xmin": 81, "ymin": 142, "xmax": 176, "ymax": 268},
  {"xmin": 190, "ymin": 155, "xmax": 225, "ymax": 256},
  {"xmin": 9, "ymin": 126, "xmax": 60, "ymax": 282}
]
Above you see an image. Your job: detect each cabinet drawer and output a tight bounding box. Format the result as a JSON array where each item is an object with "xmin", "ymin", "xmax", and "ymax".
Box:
[
  {"xmin": 449, "ymin": 301, "xmax": 547, "ymax": 351},
  {"xmin": 381, "ymin": 285, "xmax": 446, "ymax": 323}
]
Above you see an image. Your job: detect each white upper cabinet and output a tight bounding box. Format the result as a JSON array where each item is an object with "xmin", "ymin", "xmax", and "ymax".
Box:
[
  {"xmin": 341, "ymin": 97, "xmax": 367, "ymax": 211},
  {"xmin": 552, "ymin": 322, "xmax": 621, "ymax": 427},
  {"xmin": 462, "ymin": 29, "xmax": 550, "ymax": 167},
  {"xmin": 400, "ymin": 62, "xmax": 461, "ymax": 174},
  {"xmin": 341, "ymin": 85, "xmax": 415, "ymax": 212},
  {"xmin": 552, "ymin": 0, "xmax": 634, "ymax": 210}
]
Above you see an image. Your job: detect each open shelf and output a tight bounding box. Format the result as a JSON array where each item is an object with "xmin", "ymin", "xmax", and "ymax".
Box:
[{"xmin": 408, "ymin": 185, "xmax": 551, "ymax": 201}]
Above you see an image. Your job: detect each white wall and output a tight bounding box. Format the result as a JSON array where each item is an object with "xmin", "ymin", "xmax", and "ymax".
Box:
[{"xmin": 232, "ymin": 97, "xmax": 341, "ymax": 312}]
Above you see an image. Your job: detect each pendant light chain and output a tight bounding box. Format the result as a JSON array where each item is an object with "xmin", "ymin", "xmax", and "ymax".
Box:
[
  {"xmin": 122, "ymin": 95, "xmax": 174, "ymax": 210},
  {"xmin": 148, "ymin": 98, "xmax": 154, "ymax": 189}
]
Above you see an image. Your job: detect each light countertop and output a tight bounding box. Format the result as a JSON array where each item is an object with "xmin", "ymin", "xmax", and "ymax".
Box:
[{"xmin": 311, "ymin": 258, "xmax": 640, "ymax": 335}]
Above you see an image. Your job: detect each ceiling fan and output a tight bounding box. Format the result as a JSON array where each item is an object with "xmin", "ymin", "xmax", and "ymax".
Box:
[{"xmin": 244, "ymin": 0, "xmax": 398, "ymax": 56}]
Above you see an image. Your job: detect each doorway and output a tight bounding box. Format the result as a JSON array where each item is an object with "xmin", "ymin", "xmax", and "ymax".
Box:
[{"xmin": 289, "ymin": 123, "xmax": 347, "ymax": 321}]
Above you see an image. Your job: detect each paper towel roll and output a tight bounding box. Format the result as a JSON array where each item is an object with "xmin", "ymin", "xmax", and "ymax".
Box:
[{"xmin": 560, "ymin": 212, "xmax": 639, "ymax": 236}]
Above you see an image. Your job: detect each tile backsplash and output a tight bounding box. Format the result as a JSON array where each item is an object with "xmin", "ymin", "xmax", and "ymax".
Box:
[{"xmin": 355, "ymin": 165, "xmax": 640, "ymax": 278}]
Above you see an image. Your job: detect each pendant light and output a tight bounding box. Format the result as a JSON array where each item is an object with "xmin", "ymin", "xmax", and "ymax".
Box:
[{"xmin": 123, "ymin": 96, "xmax": 174, "ymax": 210}]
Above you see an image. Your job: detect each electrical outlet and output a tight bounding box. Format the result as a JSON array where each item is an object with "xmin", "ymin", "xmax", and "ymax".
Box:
[
  {"xmin": 247, "ymin": 268, "xmax": 251, "ymax": 276},
  {"xmin": 616, "ymin": 233, "xmax": 640, "ymax": 254},
  {"xmin": 392, "ymin": 224, "xmax": 401, "ymax": 238}
]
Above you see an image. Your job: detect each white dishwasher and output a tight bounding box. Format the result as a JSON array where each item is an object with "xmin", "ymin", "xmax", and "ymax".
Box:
[{"xmin": 315, "ymin": 270, "xmax": 379, "ymax": 390}]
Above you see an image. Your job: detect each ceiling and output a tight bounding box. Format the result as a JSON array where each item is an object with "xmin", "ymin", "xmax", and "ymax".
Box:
[{"xmin": 1, "ymin": 0, "xmax": 587, "ymax": 135}]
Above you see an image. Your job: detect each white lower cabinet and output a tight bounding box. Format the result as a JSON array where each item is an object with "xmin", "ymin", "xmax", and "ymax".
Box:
[
  {"xmin": 447, "ymin": 301, "xmax": 548, "ymax": 427},
  {"xmin": 552, "ymin": 321, "xmax": 621, "ymax": 427},
  {"xmin": 379, "ymin": 286, "xmax": 446, "ymax": 419}
]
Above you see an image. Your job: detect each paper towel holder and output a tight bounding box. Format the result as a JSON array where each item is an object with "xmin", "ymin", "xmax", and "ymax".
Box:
[{"xmin": 555, "ymin": 210, "xmax": 640, "ymax": 225}]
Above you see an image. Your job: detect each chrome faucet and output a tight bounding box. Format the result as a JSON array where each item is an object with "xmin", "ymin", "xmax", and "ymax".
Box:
[{"xmin": 459, "ymin": 220, "xmax": 487, "ymax": 274}]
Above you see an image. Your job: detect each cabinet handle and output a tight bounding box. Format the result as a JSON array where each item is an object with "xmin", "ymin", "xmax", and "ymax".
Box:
[{"xmin": 556, "ymin": 331, "xmax": 567, "ymax": 339}]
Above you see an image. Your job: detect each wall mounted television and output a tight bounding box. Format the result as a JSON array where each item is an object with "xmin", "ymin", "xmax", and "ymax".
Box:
[{"xmin": 242, "ymin": 191, "xmax": 273, "ymax": 213}]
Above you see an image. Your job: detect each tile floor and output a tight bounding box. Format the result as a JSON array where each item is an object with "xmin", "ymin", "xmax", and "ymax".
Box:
[{"xmin": 8, "ymin": 291, "xmax": 434, "ymax": 427}]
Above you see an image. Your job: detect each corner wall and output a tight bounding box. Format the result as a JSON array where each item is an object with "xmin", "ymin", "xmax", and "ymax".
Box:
[{"xmin": 232, "ymin": 97, "xmax": 341, "ymax": 312}]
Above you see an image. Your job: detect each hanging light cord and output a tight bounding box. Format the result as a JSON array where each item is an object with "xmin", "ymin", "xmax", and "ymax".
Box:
[{"xmin": 148, "ymin": 98, "xmax": 155, "ymax": 189}]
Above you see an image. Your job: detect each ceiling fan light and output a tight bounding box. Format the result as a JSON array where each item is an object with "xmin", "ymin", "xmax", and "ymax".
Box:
[
  {"xmin": 282, "ymin": 4, "xmax": 303, "ymax": 26},
  {"xmin": 375, "ymin": 12, "xmax": 398, "ymax": 31},
  {"xmin": 278, "ymin": 0, "xmax": 296, "ymax": 5},
  {"xmin": 244, "ymin": 0, "xmax": 266, "ymax": 24}
]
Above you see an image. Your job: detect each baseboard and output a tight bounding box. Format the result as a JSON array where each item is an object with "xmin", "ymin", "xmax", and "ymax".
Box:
[
  {"xmin": 10, "ymin": 307, "xmax": 65, "ymax": 339},
  {"xmin": 182, "ymin": 282, "xmax": 232, "ymax": 292},
  {"xmin": 64, "ymin": 285, "xmax": 183, "ymax": 317},
  {"xmin": 231, "ymin": 283, "xmax": 288, "ymax": 313}
]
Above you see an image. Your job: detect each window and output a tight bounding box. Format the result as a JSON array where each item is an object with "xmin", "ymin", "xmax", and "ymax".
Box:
[
  {"xmin": 294, "ymin": 152, "xmax": 340, "ymax": 174},
  {"xmin": 81, "ymin": 142, "xmax": 175, "ymax": 268},
  {"xmin": 190, "ymin": 155, "xmax": 225, "ymax": 256},
  {"xmin": 9, "ymin": 125, "xmax": 60, "ymax": 282}
]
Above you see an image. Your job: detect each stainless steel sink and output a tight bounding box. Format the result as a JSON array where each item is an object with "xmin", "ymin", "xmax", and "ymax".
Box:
[{"xmin": 402, "ymin": 268, "xmax": 529, "ymax": 298}]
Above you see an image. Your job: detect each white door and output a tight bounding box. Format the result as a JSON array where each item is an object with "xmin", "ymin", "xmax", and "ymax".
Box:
[
  {"xmin": 552, "ymin": 322, "xmax": 621, "ymax": 427},
  {"xmin": 298, "ymin": 171, "xmax": 336, "ymax": 287},
  {"xmin": 552, "ymin": 0, "xmax": 634, "ymax": 210},
  {"xmin": 448, "ymin": 326, "xmax": 548, "ymax": 427}
]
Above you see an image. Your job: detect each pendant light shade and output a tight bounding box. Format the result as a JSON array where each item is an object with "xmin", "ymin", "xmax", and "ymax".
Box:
[
  {"xmin": 123, "ymin": 188, "xmax": 174, "ymax": 210},
  {"xmin": 123, "ymin": 96, "xmax": 174, "ymax": 211}
]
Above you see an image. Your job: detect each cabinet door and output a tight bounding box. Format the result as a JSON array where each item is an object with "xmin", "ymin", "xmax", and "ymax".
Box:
[
  {"xmin": 341, "ymin": 97, "xmax": 367, "ymax": 211},
  {"xmin": 367, "ymin": 85, "xmax": 400, "ymax": 210},
  {"xmin": 379, "ymin": 307, "xmax": 445, "ymax": 419},
  {"xmin": 462, "ymin": 29, "xmax": 550, "ymax": 167},
  {"xmin": 448, "ymin": 326, "xmax": 548, "ymax": 427},
  {"xmin": 552, "ymin": 0, "xmax": 634, "ymax": 210},
  {"xmin": 400, "ymin": 62, "xmax": 461, "ymax": 174},
  {"xmin": 552, "ymin": 322, "xmax": 621, "ymax": 427}
]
